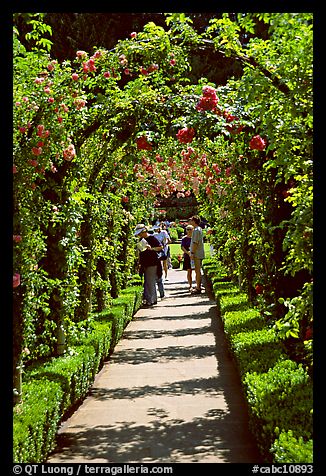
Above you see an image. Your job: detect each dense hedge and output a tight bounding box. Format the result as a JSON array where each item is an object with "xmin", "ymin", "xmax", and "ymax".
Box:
[
  {"xmin": 13, "ymin": 284, "xmax": 143, "ymax": 463},
  {"xmin": 202, "ymin": 258, "xmax": 313, "ymax": 463}
]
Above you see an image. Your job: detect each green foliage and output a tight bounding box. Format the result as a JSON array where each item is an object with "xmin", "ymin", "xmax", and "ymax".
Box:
[
  {"xmin": 203, "ymin": 259, "xmax": 313, "ymax": 463},
  {"xmin": 271, "ymin": 430, "xmax": 313, "ymax": 464},
  {"xmin": 170, "ymin": 255, "xmax": 181, "ymax": 269},
  {"xmin": 168, "ymin": 227, "xmax": 179, "ymax": 242},
  {"xmin": 13, "ymin": 379, "xmax": 63, "ymax": 463},
  {"xmin": 13, "ymin": 16, "xmax": 313, "ymax": 465},
  {"xmin": 244, "ymin": 360, "xmax": 313, "ymax": 460},
  {"xmin": 13, "ymin": 284, "xmax": 143, "ymax": 462}
]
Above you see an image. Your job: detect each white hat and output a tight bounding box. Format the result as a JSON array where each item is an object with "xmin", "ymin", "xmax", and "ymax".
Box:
[{"xmin": 134, "ymin": 224, "xmax": 147, "ymax": 236}]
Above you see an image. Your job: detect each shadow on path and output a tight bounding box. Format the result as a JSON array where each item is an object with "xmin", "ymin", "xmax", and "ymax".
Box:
[{"xmin": 47, "ymin": 269, "xmax": 262, "ymax": 464}]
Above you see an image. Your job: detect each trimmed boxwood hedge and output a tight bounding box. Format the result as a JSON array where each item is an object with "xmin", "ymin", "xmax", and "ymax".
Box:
[
  {"xmin": 13, "ymin": 283, "xmax": 143, "ymax": 463},
  {"xmin": 13, "ymin": 379, "xmax": 63, "ymax": 463},
  {"xmin": 202, "ymin": 258, "xmax": 313, "ymax": 464}
]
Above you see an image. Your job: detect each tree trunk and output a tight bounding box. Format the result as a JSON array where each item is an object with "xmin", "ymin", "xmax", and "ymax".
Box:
[
  {"xmin": 75, "ymin": 201, "xmax": 93, "ymax": 321},
  {"xmin": 95, "ymin": 256, "xmax": 108, "ymax": 311}
]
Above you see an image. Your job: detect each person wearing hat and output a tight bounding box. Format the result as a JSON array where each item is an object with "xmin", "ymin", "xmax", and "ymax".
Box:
[
  {"xmin": 134, "ymin": 224, "xmax": 163, "ymax": 307},
  {"xmin": 181, "ymin": 224, "xmax": 194, "ymax": 291}
]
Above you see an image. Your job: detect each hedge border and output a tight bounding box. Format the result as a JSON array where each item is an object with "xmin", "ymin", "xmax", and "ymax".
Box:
[
  {"xmin": 13, "ymin": 284, "xmax": 143, "ymax": 463},
  {"xmin": 202, "ymin": 258, "xmax": 313, "ymax": 464}
]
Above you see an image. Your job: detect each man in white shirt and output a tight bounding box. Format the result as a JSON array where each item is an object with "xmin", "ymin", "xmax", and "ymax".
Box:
[
  {"xmin": 153, "ymin": 223, "xmax": 171, "ymax": 280},
  {"xmin": 189, "ymin": 215, "xmax": 205, "ymax": 293}
]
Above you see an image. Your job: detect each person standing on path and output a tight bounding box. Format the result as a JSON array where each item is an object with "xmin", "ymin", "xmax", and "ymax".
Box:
[
  {"xmin": 152, "ymin": 223, "xmax": 171, "ymax": 281},
  {"xmin": 134, "ymin": 224, "xmax": 163, "ymax": 307},
  {"xmin": 181, "ymin": 224, "xmax": 194, "ymax": 291},
  {"xmin": 189, "ymin": 215, "xmax": 205, "ymax": 294}
]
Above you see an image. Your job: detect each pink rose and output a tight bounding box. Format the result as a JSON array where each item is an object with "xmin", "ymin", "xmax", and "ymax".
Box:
[
  {"xmin": 63, "ymin": 144, "xmax": 76, "ymax": 161},
  {"xmin": 76, "ymin": 50, "xmax": 87, "ymax": 58}
]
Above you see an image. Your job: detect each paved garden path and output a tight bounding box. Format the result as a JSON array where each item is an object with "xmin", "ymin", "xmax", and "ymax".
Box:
[{"xmin": 47, "ymin": 269, "xmax": 262, "ymax": 463}]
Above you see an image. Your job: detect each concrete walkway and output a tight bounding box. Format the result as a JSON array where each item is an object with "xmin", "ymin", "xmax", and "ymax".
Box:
[{"xmin": 47, "ymin": 269, "xmax": 262, "ymax": 463}]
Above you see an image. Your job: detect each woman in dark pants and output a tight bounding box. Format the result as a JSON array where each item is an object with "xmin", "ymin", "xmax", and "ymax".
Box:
[
  {"xmin": 180, "ymin": 225, "xmax": 194, "ymax": 291},
  {"xmin": 134, "ymin": 224, "xmax": 163, "ymax": 307}
]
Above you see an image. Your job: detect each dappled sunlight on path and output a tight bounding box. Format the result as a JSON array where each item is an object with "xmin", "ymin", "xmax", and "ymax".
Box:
[{"xmin": 47, "ymin": 269, "xmax": 261, "ymax": 463}]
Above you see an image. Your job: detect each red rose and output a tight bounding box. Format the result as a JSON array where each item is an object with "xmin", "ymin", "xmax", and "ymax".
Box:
[
  {"xmin": 255, "ymin": 284, "xmax": 263, "ymax": 294},
  {"xmin": 13, "ymin": 273, "xmax": 20, "ymax": 288},
  {"xmin": 136, "ymin": 136, "xmax": 152, "ymax": 151},
  {"xmin": 196, "ymin": 86, "xmax": 219, "ymax": 112},
  {"xmin": 32, "ymin": 147, "xmax": 42, "ymax": 156},
  {"xmin": 176, "ymin": 127, "xmax": 195, "ymax": 144},
  {"xmin": 249, "ymin": 135, "xmax": 267, "ymax": 151}
]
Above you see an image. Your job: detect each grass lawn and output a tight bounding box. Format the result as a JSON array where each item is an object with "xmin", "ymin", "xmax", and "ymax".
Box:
[{"xmin": 169, "ymin": 242, "xmax": 211, "ymax": 258}]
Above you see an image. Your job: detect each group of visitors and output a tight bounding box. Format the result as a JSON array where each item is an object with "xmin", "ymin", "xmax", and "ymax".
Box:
[{"xmin": 134, "ymin": 215, "xmax": 205, "ymax": 307}]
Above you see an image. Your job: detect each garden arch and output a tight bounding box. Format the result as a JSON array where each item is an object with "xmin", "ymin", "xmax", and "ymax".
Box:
[{"xmin": 13, "ymin": 13, "xmax": 313, "ymax": 402}]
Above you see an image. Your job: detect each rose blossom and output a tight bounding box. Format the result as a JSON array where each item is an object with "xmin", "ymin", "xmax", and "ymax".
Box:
[
  {"xmin": 63, "ymin": 144, "xmax": 76, "ymax": 161},
  {"xmin": 196, "ymin": 86, "xmax": 219, "ymax": 112},
  {"xmin": 76, "ymin": 50, "xmax": 87, "ymax": 58},
  {"xmin": 249, "ymin": 135, "xmax": 267, "ymax": 151},
  {"xmin": 32, "ymin": 147, "xmax": 42, "ymax": 156},
  {"xmin": 13, "ymin": 273, "xmax": 20, "ymax": 288},
  {"xmin": 176, "ymin": 127, "xmax": 195, "ymax": 144}
]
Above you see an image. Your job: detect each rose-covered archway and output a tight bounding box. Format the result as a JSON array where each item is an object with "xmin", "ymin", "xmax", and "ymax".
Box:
[{"xmin": 13, "ymin": 13, "xmax": 313, "ymax": 401}]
